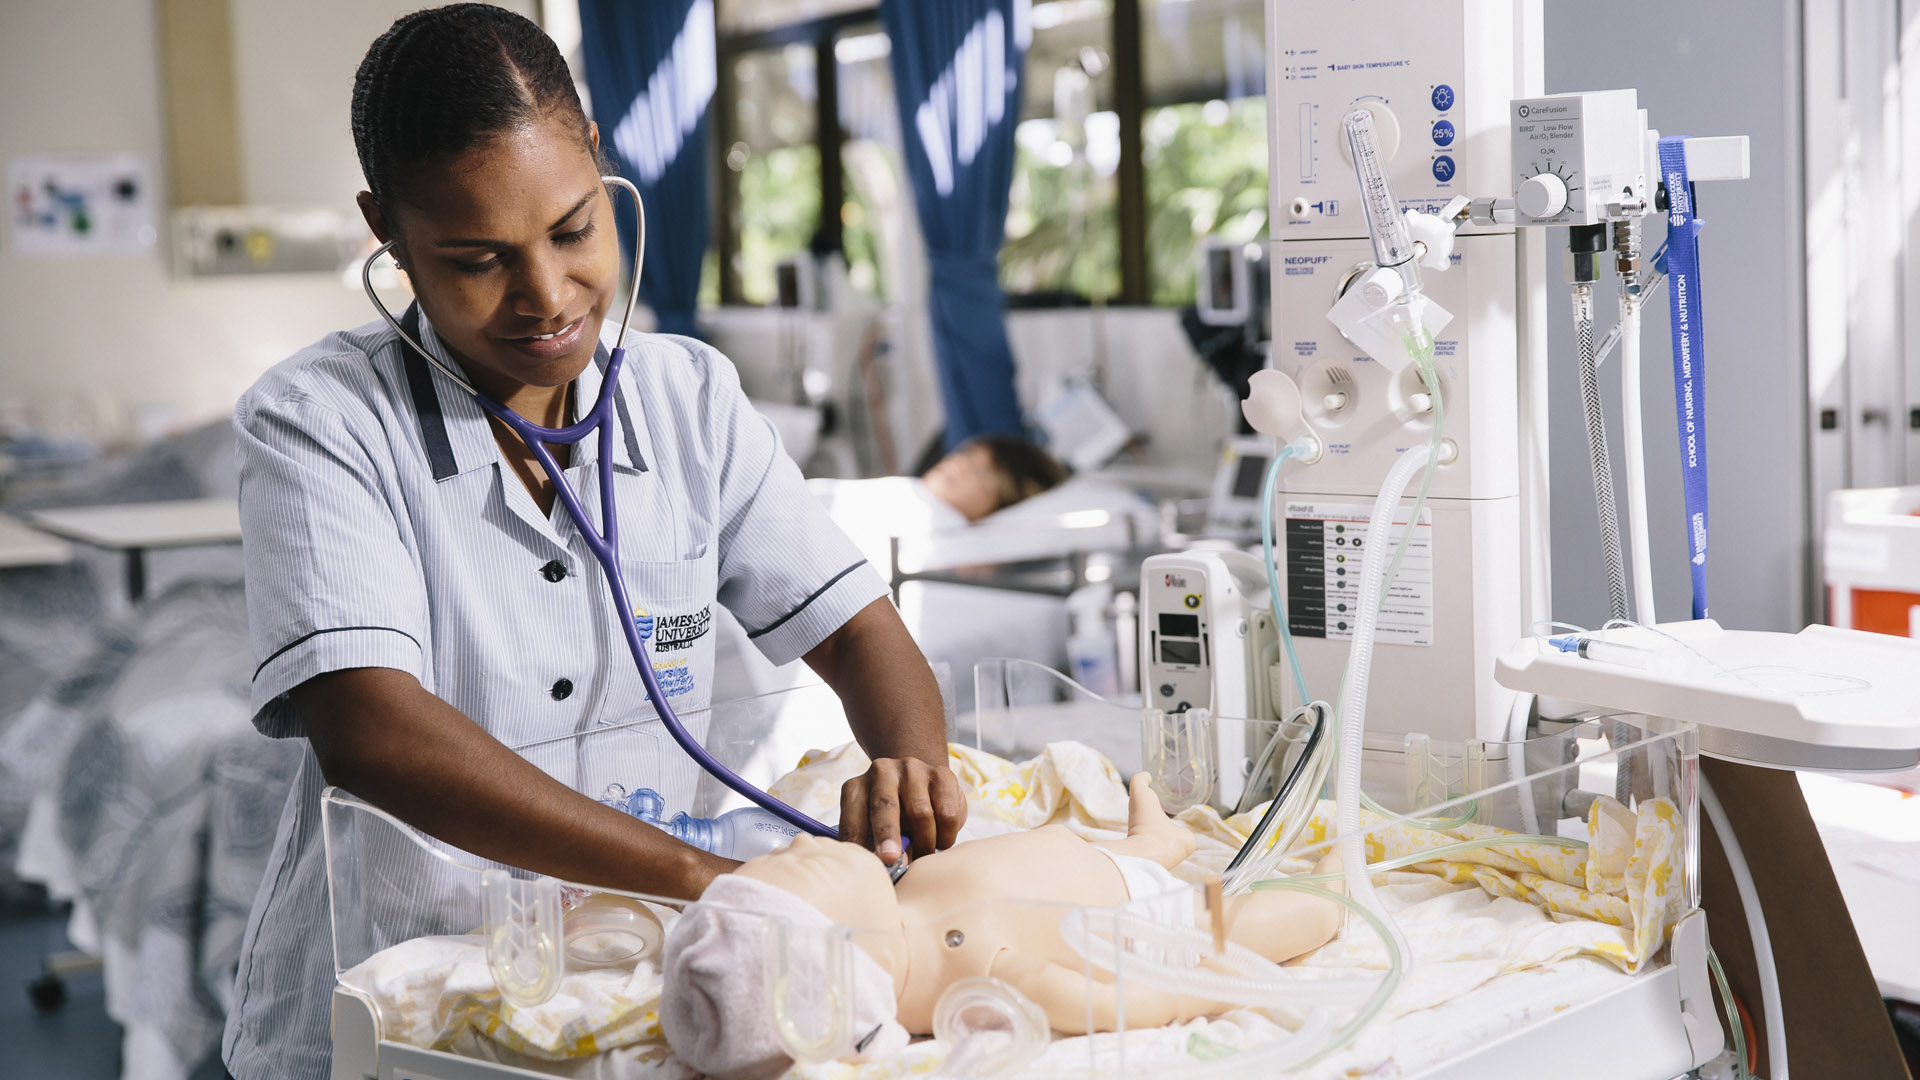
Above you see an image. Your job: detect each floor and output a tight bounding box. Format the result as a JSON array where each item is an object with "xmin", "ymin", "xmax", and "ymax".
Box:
[{"xmin": 0, "ymin": 884, "xmax": 227, "ymax": 1080}]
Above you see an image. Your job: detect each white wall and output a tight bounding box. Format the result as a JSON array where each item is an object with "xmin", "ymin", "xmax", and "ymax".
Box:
[
  {"xmin": 1005, "ymin": 307, "xmax": 1241, "ymax": 473},
  {"xmin": 0, "ymin": 0, "xmax": 531, "ymax": 445},
  {"xmin": 1543, "ymin": 3, "xmax": 1808, "ymax": 633}
]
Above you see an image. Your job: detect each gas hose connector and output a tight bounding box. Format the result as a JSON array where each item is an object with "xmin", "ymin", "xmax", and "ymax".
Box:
[{"xmin": 1611, "ymin": 217, "xmax": 1644, "ymax": 295}]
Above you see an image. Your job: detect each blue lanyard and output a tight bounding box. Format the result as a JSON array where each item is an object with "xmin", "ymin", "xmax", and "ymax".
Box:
[{"xmin": 1658, "ymin": 136, "xmax": 1710, "ymax": 620}]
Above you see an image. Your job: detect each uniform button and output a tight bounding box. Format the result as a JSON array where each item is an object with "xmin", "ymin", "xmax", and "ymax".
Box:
[
  {"xmin": 550, "ymin": 678, "xmax": 574, "ymax": 700},
  {"xmin": 541, "ymin": 560, "xmax": 568, "ymax": 582}
]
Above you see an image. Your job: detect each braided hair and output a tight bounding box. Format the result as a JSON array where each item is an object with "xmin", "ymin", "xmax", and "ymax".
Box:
[{"xmin": 351, "ymin": 4, "xmax": 592, "ymax": 216}]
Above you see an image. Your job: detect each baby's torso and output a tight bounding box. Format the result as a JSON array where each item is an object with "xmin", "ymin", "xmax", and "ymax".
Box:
[{"xmin": 892, "ymin": 826, "xmax": 1130, "ymax": 1029}]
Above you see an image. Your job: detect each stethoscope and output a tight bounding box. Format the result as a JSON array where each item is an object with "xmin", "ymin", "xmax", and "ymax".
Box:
[{"xmin": 362, "ymin": 175, "xmax": 834, "ymax": 840}]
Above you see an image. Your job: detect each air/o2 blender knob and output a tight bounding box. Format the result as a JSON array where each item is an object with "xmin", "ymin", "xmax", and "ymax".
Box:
[{"xmin": 1517, "ymin": 173, "xmax": 1569, "ymax": 219}]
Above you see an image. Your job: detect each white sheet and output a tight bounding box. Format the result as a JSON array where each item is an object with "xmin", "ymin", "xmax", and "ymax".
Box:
[
  {"xmin": 808, "ymin": 475, "xmax": 1159, "ymax": 578},
  {"xmin": 896, "ymin": 477, "xmax": 1159, "ymax": 573}
]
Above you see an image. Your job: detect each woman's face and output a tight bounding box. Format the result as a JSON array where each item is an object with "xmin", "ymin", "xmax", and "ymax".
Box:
[{"xmin": 368, "ymin": 116, "xmax": 620, "ymax": 403}]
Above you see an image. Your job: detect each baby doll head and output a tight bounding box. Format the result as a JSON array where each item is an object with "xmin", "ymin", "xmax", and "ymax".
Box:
[
  {"xmin": 660, "ymin": 839, "xmax": 910, "ymax": 1080},
  {"xmin": 737, "ymin": 835, "xmax": 904, "ymax": 954}
]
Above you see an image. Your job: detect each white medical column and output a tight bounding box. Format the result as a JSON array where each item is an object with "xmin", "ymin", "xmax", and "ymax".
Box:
[{"xmin": 1265, "ymin": 0, "xmax": 1544, "ymax": 744}]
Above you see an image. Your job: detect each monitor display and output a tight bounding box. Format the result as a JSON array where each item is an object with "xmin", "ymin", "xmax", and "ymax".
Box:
[
  {"xmin": 1158, "ymin": 613, "xmax": 1200, "ymax": 638},
  {"xmin": 1230, "ymin": 453, "xmax": 1269, "ymax": 500},
  {"xmin": 775, "ymin": 262, "xmax": 802, "ymax": 308},
  {"xmin": 1207, "ymin": 246, "xmax": 1238, "ymax": 312},
  {"xmin": 1159, "ymin": 638, "xmax": 1202, "ymax": 666}
]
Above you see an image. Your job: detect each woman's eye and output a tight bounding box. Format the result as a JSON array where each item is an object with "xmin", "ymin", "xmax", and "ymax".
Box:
[
  {"xmin": 554, "ymin": 221, "xmax": 597, "ymax": 247},
  {"xmin": 454, "ymin": 257, "xmax": 501, "ymax": 275}
]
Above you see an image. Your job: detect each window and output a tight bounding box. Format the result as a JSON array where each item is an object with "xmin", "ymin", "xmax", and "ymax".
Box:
[
  {"xmin": 1141, "ymin": 0, "xmax": 1267, "ymax": 306},
  {"xmin": 1141, "ymin": 0, "xmax": 1265, "ymax": 103},
  {"xmin": 836, "ymin": 28, "xmax": 900, "ymax": 300},
  {"xmin": 726, "ymin": 44, "xmax": 821, "ymax": 305},
  {"xmin": 711, "ymin": 0, "xmax": 1273, "ymax": 309},
  {"xmin": 715, "ymin": 7, "xmax": 900, "ymax": 306},
  {"xmin": 1142, "ymin": 97, "xmax": 1267, "ymax": 305},
  {"xmin": 1001, "ymin": 0, "xmax": 1119, "ymax": 300}
]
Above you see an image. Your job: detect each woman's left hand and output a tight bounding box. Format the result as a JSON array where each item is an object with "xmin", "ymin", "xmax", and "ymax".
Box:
[{"xmin": 838, "ymin": 755, "xmax": 967, "ymax": 864}]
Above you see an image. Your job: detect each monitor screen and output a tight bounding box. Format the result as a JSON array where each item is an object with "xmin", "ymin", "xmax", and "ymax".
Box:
[
  {"xmin": 775, "ymin": 262, "xmax": 802, "ymax": 308},
  {"xmin": 1230, "ymin": 453, "xmax": 1269, "ymax": 500},
  {"xmin": 1159, "ymin": 638, "xmax": 1202, "ymax": 666},
  {"xmin": 1158, "ymin": 612, "xmax": 1200, "ymax": 638},
  {"xmin": 1207, "ymin": 247, "xmax": 1238, "ymax": 312}
]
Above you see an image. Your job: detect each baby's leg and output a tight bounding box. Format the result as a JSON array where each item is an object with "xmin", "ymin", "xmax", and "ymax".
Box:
[
  {"xmin": 1217, "ymin": 850, "xmax": 1344, "ymax": 962},
  {"xmin": 1092, "ymin": 773, "xmax": 1196, "ymax": 869}
]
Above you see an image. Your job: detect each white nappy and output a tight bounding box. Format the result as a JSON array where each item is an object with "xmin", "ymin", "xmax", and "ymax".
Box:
[{"xmin": 1093, "ymin": 847, "xmax": 1199, "ymax": 967}]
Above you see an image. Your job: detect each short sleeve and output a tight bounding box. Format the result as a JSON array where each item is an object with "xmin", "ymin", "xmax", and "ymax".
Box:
[
  {"xmin": 705, "ymin": 356, "xmax": 888, "ymax": 666},
  {"xmin": 235, "ymin": 389, "xmax": 429, "ymax": 737}
]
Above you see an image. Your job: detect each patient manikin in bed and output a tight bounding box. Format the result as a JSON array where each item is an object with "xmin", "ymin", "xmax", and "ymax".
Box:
[
  {"xmin": 919, "ymin": 435, "xmax": 1068, "ymax": 523},
  {"xmin": 661, "ymin": 774, "xmax": 1341, "ymax": 1079}
]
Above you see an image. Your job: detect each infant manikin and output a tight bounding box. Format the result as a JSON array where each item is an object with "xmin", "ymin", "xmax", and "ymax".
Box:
[{"xmin": 661, "ymin": 774, "xmax": 1342, "ymax": 1080}]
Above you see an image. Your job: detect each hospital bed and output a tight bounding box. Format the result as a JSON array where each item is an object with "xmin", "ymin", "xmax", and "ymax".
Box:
[
  {"xmin": 5, "ymin": 578, "xmax": 298, "ymax": 1080},
  {"xmin": 325, "ymin": 660, "xmax": 1709, "ymax": 1080},
  {"xmin": 812, "ymin": 475, "xmax": 1169, "ymax": 710},
  {"xmin": 0, "ymin": 421, "xmax": 271, "ymax": 1080},
  {"xmin": 807, "ymin": 474, "xmax": 1165, "ymax": 602}
]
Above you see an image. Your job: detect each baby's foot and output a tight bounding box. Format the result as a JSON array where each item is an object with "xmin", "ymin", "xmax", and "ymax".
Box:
[{"xmin": 1125, "ymin": 773, "xmax": 1196, "ymax": 863}]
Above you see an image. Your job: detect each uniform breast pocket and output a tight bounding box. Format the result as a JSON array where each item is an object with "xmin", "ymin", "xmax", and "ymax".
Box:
[{"xmin": 614, "ymin": 546, "xmax": 720, "ymax": 721}]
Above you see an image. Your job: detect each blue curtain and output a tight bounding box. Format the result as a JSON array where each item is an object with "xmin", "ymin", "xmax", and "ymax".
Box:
[
  {"xmin": 578, "ymin": 0, "xmax": 716, "ymax": 339},
  {"xmin": 881, "ymin": 0, "xmax": 1030, "ymax": 447}
]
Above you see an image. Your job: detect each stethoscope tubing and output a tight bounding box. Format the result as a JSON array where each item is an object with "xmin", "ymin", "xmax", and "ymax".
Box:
[{"xmin": 362, "ymin": 175, "xmax": 835, "ymax": 839}]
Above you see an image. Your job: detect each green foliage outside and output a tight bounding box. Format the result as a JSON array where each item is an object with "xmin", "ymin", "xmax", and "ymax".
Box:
[
  {"xmin": 1144, "ymin": 98, "xmax": 1269, "ymax": 306},
  {"xmin": 736, "ymin": 143, "xmax": 820, "ymax": 305},
  {"xmin": 1001, "ymin": 126, "xmax": 1122, "ymax": 299},
  {"xmin": 998, "ymin": 99, "xmax": 1268, "ymax": 304},
  {"xmin": 733, "ymin": 141, "xmax": 891, "ymax": 305},
  {"xmin": 840, "ymin": 141, "xmax": 891, "ymax": 301},
  {"xmin": 732, "ymin": 99, "xmax": 1268, "ymax": 308}
]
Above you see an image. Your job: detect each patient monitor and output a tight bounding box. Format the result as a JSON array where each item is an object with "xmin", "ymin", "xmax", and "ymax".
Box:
[
  {"xmin": 1139, "ymin": 549, "xmax": 1279, "ymax": 810},
  {"xmin": 1204, "ymin": 436, "xmax": 1278, "ymax": 539}
]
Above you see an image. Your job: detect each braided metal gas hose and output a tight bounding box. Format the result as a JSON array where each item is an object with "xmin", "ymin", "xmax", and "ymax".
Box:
[{"xmin": 1575, "ymin": 284, "xmax": 1630, "ymax": 624}]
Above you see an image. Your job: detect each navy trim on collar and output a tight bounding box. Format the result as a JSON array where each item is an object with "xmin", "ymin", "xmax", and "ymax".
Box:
[
  {"xmin": 396, "ymin": 305, "xmax": 647, "ymax": 478},
  {"xmin": 399, "ymin": 305, "xmax": 460, "ymax": 482},
  {"xmin": 603, "ymin": 351, "xmax": 649, "ymax": 473}
]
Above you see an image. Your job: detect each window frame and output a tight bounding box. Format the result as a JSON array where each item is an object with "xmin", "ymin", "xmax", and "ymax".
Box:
[
  {"xmin": 714, "ymin": 7, "xmax": 873, "ymax": 305},
  {"xmin": 710, "ymin": 0, "xmax": 1254, "ymax": 308}
]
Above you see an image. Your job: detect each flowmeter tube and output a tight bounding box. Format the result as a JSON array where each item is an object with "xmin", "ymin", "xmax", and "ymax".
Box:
[{"xmin": 1343, "ymin": 109, "xmax": 1416, "ymax": 273}]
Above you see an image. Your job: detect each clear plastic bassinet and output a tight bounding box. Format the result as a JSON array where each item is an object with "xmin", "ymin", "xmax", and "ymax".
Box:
[{"xmin": 325, "ymin": 661, "xmax": 1704, "ymax": 1080}]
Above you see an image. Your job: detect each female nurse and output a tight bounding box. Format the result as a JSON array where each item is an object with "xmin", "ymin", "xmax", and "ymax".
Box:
[{"xmin": 221, "ymin": 7, "xmax": 963, "ymax": 1077}]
